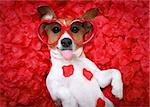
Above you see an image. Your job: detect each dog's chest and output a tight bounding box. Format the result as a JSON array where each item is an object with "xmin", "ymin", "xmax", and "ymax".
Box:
[
  {"xmin": 46, "ymin": 58, "xmax": 105, "ymax": 107},
  {"xmin": 49, "ymin": 59, "xmax": 94, "ymax": 82},
  {"xmin": 62, "ymin": 64, "xmax": 93, "ymax": 81}
]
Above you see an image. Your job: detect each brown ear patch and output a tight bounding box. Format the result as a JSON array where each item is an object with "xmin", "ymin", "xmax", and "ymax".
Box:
[
  {"xmin": 37, "ymin": 6, "xmax": 56, "ymax": 19},
  {"xmin": 37, "ymin": 6, "xmax": 50, "ymax": 15},
  {"xmin": 82, "ymin": 8, "xmax": 99, "ymax": 19}
]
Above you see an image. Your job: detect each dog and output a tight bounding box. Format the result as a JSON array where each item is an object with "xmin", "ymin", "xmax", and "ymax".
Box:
[{"xmin": 37, "ymin": 6, "xmax": 123, "ymax": 107}]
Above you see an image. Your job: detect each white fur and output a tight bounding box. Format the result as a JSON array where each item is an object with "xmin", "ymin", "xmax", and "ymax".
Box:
[
  {"xmin": 46, "ymin": 32, "xmax": 123, "ymax": 107},
  {"xmin": 42, "ymin": 14, "xmax": 53, "ymax": 20}
]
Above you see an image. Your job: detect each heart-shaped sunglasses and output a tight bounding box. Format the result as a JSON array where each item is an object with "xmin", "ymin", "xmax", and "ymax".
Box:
[{"xmin": 37, "ymin": 19, "xmax": 97, "ymax": 46}]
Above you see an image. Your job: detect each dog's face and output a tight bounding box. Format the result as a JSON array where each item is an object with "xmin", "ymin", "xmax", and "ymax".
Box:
[{"xmin": 37, "ymin": 6, "xmax": 99, "ymax": 60}]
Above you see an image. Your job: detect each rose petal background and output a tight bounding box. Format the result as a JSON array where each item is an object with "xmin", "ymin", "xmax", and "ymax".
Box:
[{"xmin": 0, "ymin": 1, "xmax": 149, "ymax": 107}]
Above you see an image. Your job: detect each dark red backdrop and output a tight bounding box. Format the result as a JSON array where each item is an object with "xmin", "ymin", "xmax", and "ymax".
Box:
[{"xmin": 0, "ymin": 1, "xmax": 149, "ymax": 107}]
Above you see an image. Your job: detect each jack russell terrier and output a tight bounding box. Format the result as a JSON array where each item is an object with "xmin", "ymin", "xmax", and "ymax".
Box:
[{"xmin": 37, "ymin": 6, "xmax": 123, "ymax": 107}]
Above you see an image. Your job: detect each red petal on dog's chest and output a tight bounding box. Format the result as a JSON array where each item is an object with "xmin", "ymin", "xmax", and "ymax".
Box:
[
  {"xmin": 96, "ymin": 98, "xmax": 105, "ymax": 107},
  {"xmin": 83, "ymin": 68, "xmax": 93, "ymax": 81},
  {"xmin": 62, "ymin": 65, "xmax": 74, "ymax": 77}
]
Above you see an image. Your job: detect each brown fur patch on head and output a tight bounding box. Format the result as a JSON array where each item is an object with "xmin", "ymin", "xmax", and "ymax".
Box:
[{"xmin": 46, "ymin": 18, "xmax": 93, "ymax": 49}]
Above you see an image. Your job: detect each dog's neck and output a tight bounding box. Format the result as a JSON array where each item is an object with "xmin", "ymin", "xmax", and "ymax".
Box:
[{"xmin": 50, "ymin": 47, "xmax": 85, "ymax": 63}]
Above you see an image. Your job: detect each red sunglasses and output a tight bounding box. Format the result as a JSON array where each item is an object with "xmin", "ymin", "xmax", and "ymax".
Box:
[{"xmin": 37, "ymin": 19, "xmax": 97, "ymax": 46}]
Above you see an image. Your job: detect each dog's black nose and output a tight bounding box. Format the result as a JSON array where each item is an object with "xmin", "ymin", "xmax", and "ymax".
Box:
[{"xmin": 61, "ymin": 38, "xmax": 72, "ymax": 48}]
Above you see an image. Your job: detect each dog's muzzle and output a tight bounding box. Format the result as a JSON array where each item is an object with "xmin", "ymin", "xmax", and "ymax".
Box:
[{"xmin": 59, "ymin": 38, "xmax": 73, "ymax": 60}]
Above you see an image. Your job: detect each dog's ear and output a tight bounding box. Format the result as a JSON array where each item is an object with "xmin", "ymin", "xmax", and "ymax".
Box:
[
  {"xmin": 81, "ymin": 8, "xmax": 99, "ymax": 19},
  {"xmin": 37, "ymin": 6, "xmax": 57, "ymax": 20}
]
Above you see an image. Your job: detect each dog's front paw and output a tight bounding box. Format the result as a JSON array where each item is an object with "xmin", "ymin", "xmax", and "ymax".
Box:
[
  {"xmin": 112, "ymin": 82, "xmax": 123, "ymax": 99},
  {"xmin": 111, "ymin": 69, "xmax": 123, "ymax": 99}
]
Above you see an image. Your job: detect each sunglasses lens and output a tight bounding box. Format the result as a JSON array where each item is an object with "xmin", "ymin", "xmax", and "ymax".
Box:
[
  {"xmin": 70, "ymin": 21, "xmax": 83, "ymax": 44},
  {"xmin": 82, "ymin": 21, "xmax": 94, "ymax": 44},
  {"xmin": 70, "ymin": 21, "xmax": 94, "ymax": 45},
  {"xmin": 38, "ymin": 22, "xmax": 62, "ymax": 45}
]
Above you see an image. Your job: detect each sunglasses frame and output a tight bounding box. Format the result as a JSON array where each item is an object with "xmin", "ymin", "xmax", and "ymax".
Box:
[{"xmin": 36, "ymin": 19, "xmax": 97, "ymax": 46}]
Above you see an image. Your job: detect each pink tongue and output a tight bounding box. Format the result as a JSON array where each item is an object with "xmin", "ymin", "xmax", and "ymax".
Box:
[{"xmin": 61, "ymin": 50, "xmax": 73, "ymax": 60}]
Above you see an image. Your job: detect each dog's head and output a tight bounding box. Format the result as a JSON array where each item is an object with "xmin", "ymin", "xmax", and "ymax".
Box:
[{"xmin": 37, "ymin": 6, "xmax": 99, "ymax": 60}]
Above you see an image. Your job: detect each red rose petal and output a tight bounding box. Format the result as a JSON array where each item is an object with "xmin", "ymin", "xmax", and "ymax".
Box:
[{"xmin": 96, "ymin": 98, "xmax": 105, "ymax": 107}]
